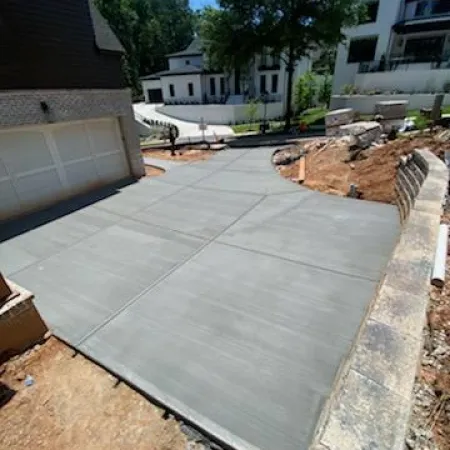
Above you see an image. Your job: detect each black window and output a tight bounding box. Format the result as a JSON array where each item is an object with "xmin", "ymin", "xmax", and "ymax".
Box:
[
  {"xmin": 210, "ymin": 77, "xmax": 216, "ymax": 96},
  {"xmin": 359, "ymin": 1, "xmax": 379, "ymax": 24},
  {"xmin": 260, "ymin": 74, "xmax": 266, "ymax": 94},
  {"xmin": 169, "ymin": 84, "xmax": 175, "ymax": 97},
  {"xmin": 347, "ymin": 37, "xmax": 378, "ymax": 63},
  {"xmin": 188, "ymin": 82, "xmax": 194, "ymax": 96},
  {"xmin": 220, "ymin": 77, "xmax": 225, "ymax": 95},
  {"xmin": 432, "ymin": 0, "xmax": 450, "ymax": 14},
  {"xmin": 415, "ymin": 0, "xmax": 428, "ymax": 16},
  {"xmin": 186, "ymin": 60, "xmax": 190, "ymax": 65},
  {"xmin": 405, "ymin": 36, "xmax": 444, "ymax": 62},
  {"xmin": 271, "ymin": 74, "xmax": 278, "ymax": 93}
]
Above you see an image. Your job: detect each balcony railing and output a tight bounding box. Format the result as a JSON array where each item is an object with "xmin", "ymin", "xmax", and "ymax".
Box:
[
  {"xmin": 402, "ymin": 0, "xmax": 450, "ymax": 21},
  {"xmin": 358, "ymin": 55, "xmax": 450, "ymax": 73}
]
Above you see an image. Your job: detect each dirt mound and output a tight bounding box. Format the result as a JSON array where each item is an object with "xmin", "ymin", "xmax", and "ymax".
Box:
[{"xmin": 279, "ymin": 135, "xmax": 450, "ymax": 204}]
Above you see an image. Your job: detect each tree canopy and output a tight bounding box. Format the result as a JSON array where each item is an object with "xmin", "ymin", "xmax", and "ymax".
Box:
[
  {"xmin": 199, "ymin": 0, "xmax": 364, "ymax": 127},
  {"xmin": 95, "ymin": 0, "xmax": 194, "ymax": 96}
]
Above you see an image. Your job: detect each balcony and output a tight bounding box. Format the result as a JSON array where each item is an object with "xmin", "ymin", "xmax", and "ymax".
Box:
[
  {"xmin": 358, "ymin": 54, "xmax": 450, "ymax": 73},
  {"xmin": 394, "ymin": 0, "xmax": 450, "ymax": 32}
]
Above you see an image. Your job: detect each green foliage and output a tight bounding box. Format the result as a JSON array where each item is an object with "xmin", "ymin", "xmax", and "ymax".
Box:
[
  {"xmin": 245, "ymin": 99, "xmax": 260, "ymax": 125},
  {"xmin": 415, "ymin": 115, "xmax": 429, "ymax": 133},
  {"xmin": 95, "ymin": 0, "xmax": 194, "ymax": 94},
  {"xmin": 342, "ymin": 84, "xmax": 358, "ymax": 95},
  {"xmin": 443, "ymin": 81, "xmax": 450, "ymax": 93},
  {"xmin": 318, "ymin": 75, "xmax": 332, "ymax": 106},
  {"xmin": 312, "ymin": 47, "xmax": 337, "ymax": 75},
  {"xmin": 294, "ymin": 71, "xmax": 317, "ymax": 113},
  {"xmin": 199, "ymin": 0, "xmax": 364, "ymax": 127}
]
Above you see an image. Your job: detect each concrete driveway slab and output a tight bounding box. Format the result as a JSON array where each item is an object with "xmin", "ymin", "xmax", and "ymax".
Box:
[
  {"xmin": 1, "ymin": 145, "xmax": 400, "ymax": 450},
  {"xmin": 80, "ymin": 242, "xmax": 379, "ymax": 450},
  {"xmin": 90, "ymin": 178, "xmax": 182, "ymax": 216},
  {"xmin": 1, "ymin": 206, "xmax": 121, "ymax": 276},
  {"xmin": 11, "ymin": 219, "xmax": 205, "ymax": 343},
  {"xmin": 134, "ymin": 187, "xmax": 263, "ymax": 238},
  {"xmin": 219, "ymin": 191, "xmax": 400, "ymax": 280},
  {"xmin": 195, "ymin": 169, "xmax": 301, "ymax": 195}
]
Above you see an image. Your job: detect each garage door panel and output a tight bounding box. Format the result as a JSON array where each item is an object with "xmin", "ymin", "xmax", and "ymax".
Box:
[
  {"xmin": 53, "ymin": 124, "xmax": 92, "ymax": 163},
  {"xmin": 88, "ymin": 120, "xmax": 121, "ymax": 156},
  {"xmin": 0, "ymin": 180, "xmax": 20, "ymax": 220},
  {"xmin": 0, "ymin": 131, "xmax": 54, "ymax": 173},
  {"xmin": 65, "ymin": 160, "xmax": 100, "ymax": 192},
  {"xmin": 14, "ymin": 169, "xmax": 65, "ymax": 207},
  {"xmin": 95, "ymin": 153, "xmax": 127, "ymax": 182}
]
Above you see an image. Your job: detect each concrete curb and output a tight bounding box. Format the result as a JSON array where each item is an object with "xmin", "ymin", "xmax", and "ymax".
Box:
[{"xmin": 311, "ymin": 149, "xmax": 448, "ymax": 450}]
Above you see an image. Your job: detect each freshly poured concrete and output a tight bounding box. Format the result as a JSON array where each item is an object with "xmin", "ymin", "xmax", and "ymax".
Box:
[{"xmin": 1, "ymin": 146, "xmax": 400, "ymax": 450}]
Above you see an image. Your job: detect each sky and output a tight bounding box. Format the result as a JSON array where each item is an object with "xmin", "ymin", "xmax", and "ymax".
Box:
[{"xmin": 190, "ymin": 0, "xmax": 216, "ymax": 10}]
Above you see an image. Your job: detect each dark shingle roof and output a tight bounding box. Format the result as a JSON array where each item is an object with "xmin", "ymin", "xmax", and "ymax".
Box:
[
  {"xmin": 140, "ymin": 64, "xmax": 202, "ymax": 80},
  {"xmin": 166, "ymin": 37, "xmax": 202, "ymax": 58},
  {"xmin": 88, "ymin": 0, "xmax": 125, "ymax": 53}
]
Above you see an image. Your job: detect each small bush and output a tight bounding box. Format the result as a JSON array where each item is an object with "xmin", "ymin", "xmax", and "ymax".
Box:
[
  {"xmin": 342, "ymin": 84, "xmax": 358, "ymax": 95},
  {"xmin": 443, "ymin": 81, "xmax": 450, "ymax": 93}
]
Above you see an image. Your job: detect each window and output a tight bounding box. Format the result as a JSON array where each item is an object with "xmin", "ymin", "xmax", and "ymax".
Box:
[
  {"xmin": 359, "ymin": 1, "xmax": 379, "ymax": 24},
  {"xmin": 260, "ymin": 49, "xmax": 268, "ymax": 67},
  {"xmin": 185, "ymin": 60, "xmax": 190, "ymax": 65},
  {"xmin": 271, "ymin": 74, "xmax": 278, "ymax": 93},
  {"xmin": 169, "ymin": 84, "xmax": 175, "ymax": 97},
  {"xmin": 432, "ymin": 0, "xmax": 450, "ymax": 15},
  {"xmin": 210, "ymin": 77, "xmax": 216, "ymax": 96},
  {"xmin": 347, "ymin": 37, "xmax": 378, "ymax": 63},
  {"xmin": 220, "ymin": 77, "xmax": 225, "ymax": 95},
  {"xmin": 188, "ymin": 82, "xmax": 194, "ymax": 96},
  {"xmin": 405, "ymin": 36, "xmax": 444, "ymax": 62},
  {"xmin": 415, "ymin": 0, "xmax": 428, "ymax": 17},
  {"xmin": 271, "ymin": 54, "xmax": 280, "ymax": 67},
  {"xmin": 260, "ymin": 74, "xmax": 266, "ymax": 94}
]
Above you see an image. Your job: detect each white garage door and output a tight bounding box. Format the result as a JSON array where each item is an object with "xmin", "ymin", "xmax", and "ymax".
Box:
[{"xmin": 0, "ymin": 118, "xmax": 129, "ymax": 221}]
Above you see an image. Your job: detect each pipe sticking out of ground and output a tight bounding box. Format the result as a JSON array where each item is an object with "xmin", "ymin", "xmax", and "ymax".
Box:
[{"xmin": 431, "ymin": 224, "xmax": 449, "ymax": 288}]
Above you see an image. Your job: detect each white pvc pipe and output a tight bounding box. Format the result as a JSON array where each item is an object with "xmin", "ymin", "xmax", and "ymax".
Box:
[{"xmin": 431, "ymin": 224, "xmax": 449, "ymax": 288}]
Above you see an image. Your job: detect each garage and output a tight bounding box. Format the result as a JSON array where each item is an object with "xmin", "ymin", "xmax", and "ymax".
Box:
[
  {"xmin": 0, "ymin": 117, "xmax": 130, "ymax": 221},
  {"xmin": 147, "ymin": 88, "xmax": 163, "ymax": 103}
]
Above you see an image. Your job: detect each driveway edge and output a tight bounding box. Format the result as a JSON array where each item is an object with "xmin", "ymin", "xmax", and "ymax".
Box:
[{"xmin": 312, "ymin": 149, "xmax": 448, "ymax": 450}]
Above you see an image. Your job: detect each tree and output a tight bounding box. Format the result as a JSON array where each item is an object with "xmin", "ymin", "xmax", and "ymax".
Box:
[
  {"xmin": 312, "ymin": 46, "xmax": 337, "ymax": 75},
  {"xmin": 318, "ymin": 75, "xmax": 332, "ymax": 107},
  {"xmin": 245, "ymin": 99, "xmax": 260, "ymax": 127},
  {"xmin": 294, "ymin": 71, "xmax": 317, "ymax": 113},
  {"xmin": 95, "ymin": 0, "xmax": 194, "ymax": 95},
  {"xmin": 199, "ymin": 0, "xmax": 364, "ymax": 129}
]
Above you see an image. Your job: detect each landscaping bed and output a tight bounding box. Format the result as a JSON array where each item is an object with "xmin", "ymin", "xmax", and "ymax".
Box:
[
  {"xmin": 276, "ymin": 134, "xmax": 450, "ymax": 204},
  {"xmin": 0, "ymin": 337, "xmax": 187, "ymax": 450},
  {"xmin": 142, "ymin": 146, "xmax": 222, "ymax": 162}
]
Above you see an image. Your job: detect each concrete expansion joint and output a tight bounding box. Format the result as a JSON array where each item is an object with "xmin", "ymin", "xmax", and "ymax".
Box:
[{"xmin": 312, "ymin": 149, "xmax": 448, "ymax": 450}]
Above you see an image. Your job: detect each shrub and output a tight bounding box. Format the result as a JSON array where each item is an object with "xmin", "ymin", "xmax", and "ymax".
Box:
[
  {"xmin": 443, "ymin": 81, "xmax": 450, "ymax": 93},
  {"xmin": 318, "ymin": 75, "xmax": 332, "ymax": 106},
  {"xmin": 342, "ymin": 84, "xmax": 358, "ymax": 95}
]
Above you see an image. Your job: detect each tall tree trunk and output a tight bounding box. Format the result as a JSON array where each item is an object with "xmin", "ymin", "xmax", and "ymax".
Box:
[{"xmin": 284, "ymin": 46, "xmax": 295, "ymax": 131}]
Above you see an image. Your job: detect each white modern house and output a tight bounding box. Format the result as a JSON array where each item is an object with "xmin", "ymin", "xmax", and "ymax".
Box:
[
  {"xmin": 332, "ymin": 0, "xmax": 450, "ymax": 100},
  {"xmin": 140, "ymin": 38, "xmax": 311, "ymax": 124}
]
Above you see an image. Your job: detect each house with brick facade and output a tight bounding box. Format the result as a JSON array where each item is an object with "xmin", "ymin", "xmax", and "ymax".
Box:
[{"xmin": 0, "ymin": 0, "xmax": 144, "ymax": 221}]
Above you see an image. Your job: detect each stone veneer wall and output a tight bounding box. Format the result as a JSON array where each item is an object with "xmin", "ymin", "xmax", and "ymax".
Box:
[
  {"xmin": 312, "ymin": 149, "xmax": 448, "ymax": 450},
  {"xmin": 0, "ymin": 89, "xmax": 144, "ymax": 178}
]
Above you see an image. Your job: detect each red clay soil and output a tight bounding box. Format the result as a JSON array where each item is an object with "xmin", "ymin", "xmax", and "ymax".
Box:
[
  {"xmin": 0, "ymin": 337, "xmax": 187, "ymax": 450},
  {"xmin": 279, "ymin": 135, "xmax": 450, "ymax": 204},
  {"xmin": 142, "ymin": 147, "xmax": 218, "ymax": 162},
  {"xmin": 145, "ymin": 165, "xmax": 165, "ymax": 177}
]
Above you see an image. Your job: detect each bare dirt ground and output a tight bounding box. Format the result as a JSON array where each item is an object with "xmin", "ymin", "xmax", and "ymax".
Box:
[
  {"xmin": 278, "ymin": 134, "xmax": 450, "ymax": 204},
  {"xmin": 145, "ymin": 165, "xmax": 165, "ymax": 177},
  {"xmin": 0, "ymin": 337, "xmax": 187, "ymax": 450},
  {"xmin": 407, "ymin": 211, "xmax": 450, "ymax": 450},
  {"xmin": 142, "ymin": 147, "xmax": 219, "ymax": 162}
]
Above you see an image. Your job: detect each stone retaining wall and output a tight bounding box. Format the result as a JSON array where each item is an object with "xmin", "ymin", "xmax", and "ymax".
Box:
[{"xmin": 312, "ymin": 149, "xmax": 448, "ymax": 450}]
